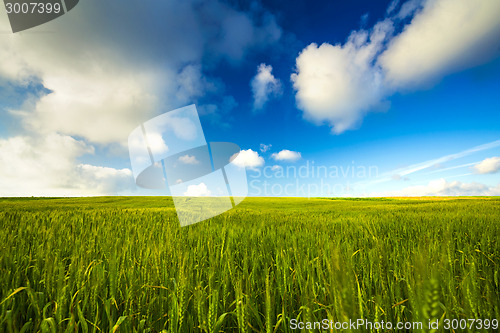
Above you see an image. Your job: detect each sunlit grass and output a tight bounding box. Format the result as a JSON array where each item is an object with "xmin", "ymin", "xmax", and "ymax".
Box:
[{"xmin": 0, "ymin": 197, "xmax": 499, "ymax": 332}]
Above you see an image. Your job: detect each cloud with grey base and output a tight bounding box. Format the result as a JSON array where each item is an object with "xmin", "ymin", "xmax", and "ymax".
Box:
[
  {"xmin": 0, "ymin": 134, "xmax": 134, "ymax": 196},
  {"xmin": 0, "ymin": 0, "xmax": 282, "ymax": 145}
]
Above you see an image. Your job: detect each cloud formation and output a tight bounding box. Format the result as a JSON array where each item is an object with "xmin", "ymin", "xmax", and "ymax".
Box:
[
  {"xmin": 231, "ymin": 149, "xmax": 265, "ymax": 170},
  {"xmin": 0, "ymin": 0, "xmax": 282, "ymax": 196},
  {"xmin": 251, "ymin": 64, "xmax": 282, "ymax": 110},
  {"xmin": 0, "ymin": 134, "xmax": 133, "ymax": 196},
  {"xmin": 292, "ymin": 0, "xmax": 500, "ymax": 133},
  {"xmin": 0, "ymin": 0, "xmax": 283, "ymax": 145},
  {"xmin": 271, "ymin": 149, "xmax": 302, "ymax": 162},
  {"xmin": 473, "ymin": 157, "xmax": 500, "ymax": 174},
  {"xmin": 184, "ymin": 183, "xmax": 211, "ymax": 196}
]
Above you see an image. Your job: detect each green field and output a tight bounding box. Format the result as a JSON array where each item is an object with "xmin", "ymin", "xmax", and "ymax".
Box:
[{"xmin": 0, "ymin": 197, "xmax": 499, "ymax": 332}]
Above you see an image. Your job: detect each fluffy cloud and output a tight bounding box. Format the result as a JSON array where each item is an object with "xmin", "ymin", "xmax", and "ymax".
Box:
[
  {"xmin": 0, "ymin": 134, "xmax": 134, "ymax": 196},
  {"xmin": 379, "ymin": 178, "xmax": 500, "ymax": 196},
  {"xmin": 473, "ymin": 157, "xmax": 500, "ymax": 174},
  {"xmin": 178, "ymin": 154, "xmax": 200, "ymax": 165},
  {"xmin": 251, "ymin": 64, "xmax": 282, "ymax": 110},
  {"xmin": 271, "ymin": 149, "xmax": 302, "ymax": 162},
  {"xmin": 184, "ymin": 183, "xmax": 211, "ymax": 196},
  {"xmin": 230, "ymin": 149, "xmax": 264, "ymax": 170},
  {"xmin": 77, "ymin": 164, "xmax": 134, "ymax": 194},
  {"xmin": 145, "ymin": 132, "xmax": 169, "ymax": 157},
  {"xmin": 291, "ymin": 20, "xmax": 392, "ymax": 133},
  {"xmin": 0, "ymin": 7, "xmax": 162, "ymax": 145},
  {"xmin": 292, "ymin": 0, "xmax": 500, "ymax": 133}
]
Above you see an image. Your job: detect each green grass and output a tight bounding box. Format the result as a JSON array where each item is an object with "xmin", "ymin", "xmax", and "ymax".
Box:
[{"xmin": 0, "ymin": 197, "xmax": 499, "ymax": 332}]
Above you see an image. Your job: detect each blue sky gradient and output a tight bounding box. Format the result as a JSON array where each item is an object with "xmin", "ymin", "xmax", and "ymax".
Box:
[{"xmin": 0, "ymin": 0, "xmax": 499, "ymax": 196}]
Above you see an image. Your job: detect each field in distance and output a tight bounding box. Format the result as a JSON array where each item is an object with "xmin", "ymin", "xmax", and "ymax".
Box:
[{"xmin": 0, "ymin": 197, "xmax": 499, "ymax": 332}]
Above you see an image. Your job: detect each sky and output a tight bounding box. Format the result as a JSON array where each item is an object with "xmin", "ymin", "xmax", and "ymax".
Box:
[{"xmin": 0, "ymin": 0, "xmax": 499, "ymax": 197}]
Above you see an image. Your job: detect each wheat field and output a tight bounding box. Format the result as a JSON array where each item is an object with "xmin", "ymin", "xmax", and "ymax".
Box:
[{"xmin": 0, "ymin": 197, "xmax": 499, "ymax": 332}]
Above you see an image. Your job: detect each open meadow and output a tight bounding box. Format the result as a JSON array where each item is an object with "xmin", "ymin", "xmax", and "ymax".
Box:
[{"xmin": 0, "ymin": 197, "xmax": 499, "ymax": 332}]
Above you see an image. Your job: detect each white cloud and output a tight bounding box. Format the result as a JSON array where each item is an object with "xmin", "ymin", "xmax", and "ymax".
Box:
[
  {"xmin": 178, "ymin": 154, "xmax": 200, "ymax": 165},
  {"xmin": 184, "ymin": 182, "xmax": 211, "ymax": 196},
  {"xmin": 271, "ymin": 149, "xmax": 302, "ymax": 162},
  {"xmin": 271, "ymin": 165, "xmax": 282, "ymax": 171},
  {"xmin": 377, "ymin": 178, "xmax": 500, "ymax": 196},
  {"xmin": 473, "ymin": 157, "xmax": 500, "ymax": 174},
  {"xmin": 251, "ymin": 63, "xmax": 282, "ymax": 110},
  {"xmin": 292, "ymin": 0, "xmax": 500, "ymax": 133},
  {"xmin": 291, "ymin": 20, "xmax": 393, "ymax": 133},
  {"xmin": 146, "ymin": 133, "xmax": 169, "ymax": 157},
  {"xmin": 260, "ymin": 143, "xmax": 272, "ymax": 153},
  {"xmin": 0, "ymin": 134, "xmax": 134, "ymax": 196},
  {"xmin": 0, "ymin": 9, "xmax": 162, "ymax": 145},
  {"xmin": 77, "ymin": 164, "xmax": 134, "ymax": 193},
  {"xmin": 8, "ymin": 58, "xmax": 161, "ymax": 146},
  {"xmin": 379, "ymin": 0, "xmax": 500, "ymax": 88},
  {"xmin": 230, "ymin": 149, "xmax": 264, "ymax": 170}
]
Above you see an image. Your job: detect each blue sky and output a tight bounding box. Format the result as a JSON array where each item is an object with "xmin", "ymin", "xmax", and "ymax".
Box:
[{"xmin": 0, "ymin": 0, "xmax": 499, "ymax": 196}]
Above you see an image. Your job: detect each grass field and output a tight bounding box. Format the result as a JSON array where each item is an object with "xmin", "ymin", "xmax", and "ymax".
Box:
[{"xmin": 0, "ymin": 197, "xmax": 499, "ymax": 332}]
